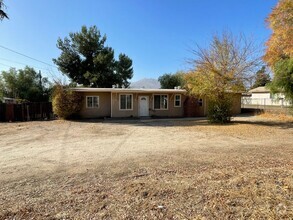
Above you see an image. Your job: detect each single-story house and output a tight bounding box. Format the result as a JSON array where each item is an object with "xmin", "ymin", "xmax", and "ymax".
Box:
[
  {"xmin": 242, "ymin": 86, "xmax": 291, "ymax": 107},
  {"xmin": 71, "ymin": 87, "xmax": 242, "ymax": 118}
]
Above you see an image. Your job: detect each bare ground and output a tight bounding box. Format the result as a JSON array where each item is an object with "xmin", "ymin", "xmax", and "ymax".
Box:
[{"xmin": 0, "ymin": 115, "xmax": 292, "ymax": 219}]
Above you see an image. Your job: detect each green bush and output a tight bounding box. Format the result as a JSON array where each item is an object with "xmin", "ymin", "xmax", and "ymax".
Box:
[
  {"xmin": 207, "ymin": 97, "xmax": 232, "ymax": 123},
  {"xmin": 52, "ymin": 85, "xmax": 82, "ymax": 119}
]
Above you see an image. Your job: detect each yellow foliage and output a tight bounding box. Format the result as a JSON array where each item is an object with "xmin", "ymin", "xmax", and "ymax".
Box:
[
  {"xmin": 52, "ymin": 85, "xmax": 82, "ymax": 119},
  {"xmin": 264, "ymin": 0, "xmax": 293, "ymax": 66}
]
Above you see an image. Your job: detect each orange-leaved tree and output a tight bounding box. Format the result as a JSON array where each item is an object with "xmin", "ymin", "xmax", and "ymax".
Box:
[
  {"xmin": 264, "ymin": 0, "xmax": 293, "ymax": 106},
  {"xmin": 264, "ymin": 0, "xmax": 293, "ymax": 66}
]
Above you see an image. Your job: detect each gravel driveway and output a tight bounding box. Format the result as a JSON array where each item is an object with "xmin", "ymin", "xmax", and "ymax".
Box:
[{"xmin": 0, "ymin": 116, "xmax": 292, "ymax": 219}]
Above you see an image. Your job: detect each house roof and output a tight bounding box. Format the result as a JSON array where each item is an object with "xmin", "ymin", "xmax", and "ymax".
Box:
[
  {"xmin": 248, "ymin": 86, "xmax": 270, "ymax": 93},
  {"xmin": 71, "ymin": 87, "xmax": 187, "ymax": 94}
]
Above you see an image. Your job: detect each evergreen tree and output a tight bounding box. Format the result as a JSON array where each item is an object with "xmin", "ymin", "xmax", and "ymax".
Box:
[
  {"xmin": 53, "ymin": 26, "xmax": 133, "ymax": 88},
  {"xmin": 252, "ymin": 66, "xmax": 271, "ymax": 88}
]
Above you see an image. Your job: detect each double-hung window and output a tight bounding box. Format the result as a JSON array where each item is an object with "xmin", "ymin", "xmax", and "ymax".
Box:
[
  {"xmin": 154, "ymin": 95, "xmax": 168, "ymax": 110},
  {"xmin": 174, "ymin": 94, "xmax": 181, "ymax": 107},
  {"xmin": 86, "ymin": 96, "xmax": 99, "ymax": 108},
  {"xmin": 120, "ymin": 94, "xmax": 133, "ymax": 110}
]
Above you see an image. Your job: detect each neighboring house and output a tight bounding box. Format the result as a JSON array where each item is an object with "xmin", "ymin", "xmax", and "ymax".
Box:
[
  {"xmin": 242, "ymin": 86, "xmax": 291, "ymax": 107},
  {"xmin": 2, "ymin": 97, "xmax": 18, "ymax": 104},
  {"xmin": 72, "ymin": 87, "xmax": 242, "ymax": 118}
]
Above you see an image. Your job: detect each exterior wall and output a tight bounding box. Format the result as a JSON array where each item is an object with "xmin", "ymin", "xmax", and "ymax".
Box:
[
  {"xmin": 111, "ymin": 92, "xmax": 140, "ymax": 117},
  {"xmin": 184, "ymin": 97, "xmax": 206, "ymax": 117},
  {"xmin": 184, "ymin": 95, "xmax": 241, "ymax": 117},
  {"xmin": 111, "ymin": 92, "xmax": 186, "ymax": 118},
  {"xmin": 150, "ymin": 93, "xmax": 186, "ymax": 117},
  {"xmin": 230, "ymin": 94, "xmax": 242, "ymax": 115},
  {"xmin": 77, "ymin": 91, "xmax": 241, "ymax": 118},
  {"xmin": 251, "ymin": 93, "xmax": 271, "ymax": 99},
  {"xmin": 79, "ymin": 92, "xmax": 111, "ymax": 118}
]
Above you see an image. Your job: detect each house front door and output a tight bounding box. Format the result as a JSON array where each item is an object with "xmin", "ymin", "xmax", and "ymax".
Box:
[{"xmin": 139, "ymin": 96, "xmax": 149, "ymax": 117}]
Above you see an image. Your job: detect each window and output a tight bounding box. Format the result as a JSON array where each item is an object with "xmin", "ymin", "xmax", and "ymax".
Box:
[
  {"xmin": 154, "ymin": 95, "xmax": 168, "ymax": 110},
  {"xmin": 86, "ymin": 96, "xmax": 99, "ymax": 108},
  {"xmin": 174, "ymin": 94, "xmax": 181, "ymax": 107},
  {"xmin": 120, "ymin": 94, "xmax": 133, "ymax": 110}
]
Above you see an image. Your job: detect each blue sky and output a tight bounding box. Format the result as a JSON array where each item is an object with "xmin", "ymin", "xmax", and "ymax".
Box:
[{"xmin": 0, "ymin": 0, "xmax": 277, "ymax": 82}]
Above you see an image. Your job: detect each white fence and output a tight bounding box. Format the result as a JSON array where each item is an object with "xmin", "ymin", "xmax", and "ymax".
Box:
[{"xmin": 242, "ymin": 97, "xmax": 291, "ymax": 108}]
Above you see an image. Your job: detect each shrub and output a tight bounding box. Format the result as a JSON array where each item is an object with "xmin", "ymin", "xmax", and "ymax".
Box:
[
  {"xmin": 52, "ymin": 85, "xmax": 82, "ymax": 119},
  {"xmin": 207, "ymin": 97, "xmax": 232, "ymax": 123}
]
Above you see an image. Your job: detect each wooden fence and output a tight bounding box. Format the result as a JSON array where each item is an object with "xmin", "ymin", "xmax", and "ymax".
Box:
[{"xmin": 0, "ymin": 102, "xmax": 53, "ymax": 122}]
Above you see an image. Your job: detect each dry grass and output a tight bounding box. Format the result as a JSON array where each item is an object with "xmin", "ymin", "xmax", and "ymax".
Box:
[
  {"xmin": 258, "ymin": 112, "xmax": 293, "ymax": 123},
  {"xmin": 0, "ymin": 117, "xmax": 292, "ymax": 219}
]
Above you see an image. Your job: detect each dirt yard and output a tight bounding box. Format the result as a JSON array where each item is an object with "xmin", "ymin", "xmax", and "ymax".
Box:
[{"xmin": 0, "ymin": 115, "xmax": 292, "ymax": 219}]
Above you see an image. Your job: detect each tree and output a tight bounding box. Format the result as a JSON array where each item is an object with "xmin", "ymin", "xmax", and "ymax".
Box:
[
  {"xmin": 52, "ymin": 84, "xmax": 82, "ymax": 119},
  {"xmin": 53, "ymin": 25, "xmax": 133, "ymax": 88},
  {"xmin": 186, "ymin": 32, "xmax": 260, "ymax": 123},
  {"xmin": 264, "ymin": 0, "xmax": 293, "ymax": 66},
  {"xmin": 0, "ymin": 67, "xmax": 52, "ymax": 102},
  {"xmin": 269, "ymin": 58, "xmax": 293, "ymax": 103},
  {"xmin": 158, "ymin": 71, "xmax": 185, "ymax": 89},
  {"xmin": 264, "ymin": 0, "xmax": 293, "ymax": 106},
  {"xmin": 252, "ymin": 66, "xmax": 271, "ymax": 88},
  {"xmin": 0, "ymin": 0, "xmax": 8, "ymax": 21}
]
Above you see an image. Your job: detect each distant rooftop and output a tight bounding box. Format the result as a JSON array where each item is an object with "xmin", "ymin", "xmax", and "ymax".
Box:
[{"xmin": 248, "ymin": 86, "xmax": 270, "ymax": 93}]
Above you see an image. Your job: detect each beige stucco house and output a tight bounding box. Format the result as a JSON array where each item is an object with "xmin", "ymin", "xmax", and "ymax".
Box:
[
  {"xmin": 72, "ymin": 88, "xmax": 242, "ymax": 118},
  {"xmin": 242, "ymin": 86, "xmax": 291, "ymax": 107}
]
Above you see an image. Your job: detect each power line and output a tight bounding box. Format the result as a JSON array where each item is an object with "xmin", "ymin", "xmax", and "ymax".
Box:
[
  {"xmin": 0, "ymin": 45, "xmax": 69, "ymax": 82},
  {"xmin": 0, "ymin": 44, "xmax": 58, "ymax": 69},
  {"xmin": 0, "ymin": 57, "xmax": 54, "ymax": 72},
  {"xmin": 0, "ymin": 60, "xmax": 61, "ymax": 81},
  {"xmin": 0, "ymin": 62, "xmax": 12, "ymax": 68}
]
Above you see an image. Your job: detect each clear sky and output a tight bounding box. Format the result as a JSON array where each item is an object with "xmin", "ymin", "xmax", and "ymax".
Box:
[{"xmin": 0, "ymin": 0, "xmax": 277, "ymax": 82}]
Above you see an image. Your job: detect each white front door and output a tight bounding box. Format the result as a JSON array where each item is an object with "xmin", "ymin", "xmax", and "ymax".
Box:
[{"xmin": 139, "ymin": 96, "xmax": 149, "ymax": 117}]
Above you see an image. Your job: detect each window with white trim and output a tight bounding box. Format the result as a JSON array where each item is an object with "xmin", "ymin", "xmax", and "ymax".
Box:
[
  {"xmin": 174, "ymin": 94, "xmax": 181, "ymax": 107},
  {"xmin": 120, "ymin": 94, "xmax": 133, "ymax": 110},
  {"xmin": 86, "ymin": 96, "xmax": 99, "ymax": 108},
  {"xmin": 154, "ymin": 95, "xmax": 168, "ymax": 110}
]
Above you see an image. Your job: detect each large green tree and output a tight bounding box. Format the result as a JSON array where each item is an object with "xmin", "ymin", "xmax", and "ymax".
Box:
[
  {"xmin": 252, "ymin": 66, "xmax": 271, "ymax": 89},
  {"xmin": 158, "ymin": 71, "xmax": 185, "ymax": 89},
  {"xmin": 53, "ymin": 25, "xmax": 133, "ymax": 88},
  {"xmin": 0, "ymin": 67, "xmax": 51, "ymax": 102},
  {"xmin": 186, "ymin": 32, "xmax": 260, "ymax": 123},
  {"xmin": 270, "ymin": 58, "xmax": 293, "ymax": 103},
  {"xmin": 0, "ymin": 0, "xmax": 8, "ymax": 20}
]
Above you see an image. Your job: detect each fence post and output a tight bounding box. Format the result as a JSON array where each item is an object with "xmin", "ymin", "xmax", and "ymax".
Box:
[
  {"xmin": 26, "ymin": 105, "xmax": 30, "ymax": 121},
  {"xmin": 21, "ymin": 104, "xmax": 25, "ymax": 121}
]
